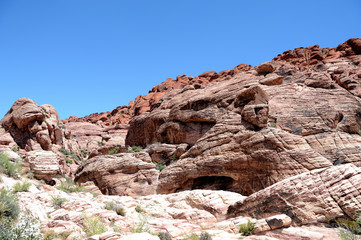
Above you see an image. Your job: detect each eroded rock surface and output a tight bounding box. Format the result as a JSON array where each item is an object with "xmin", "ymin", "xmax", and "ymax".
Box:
[
  {"xmin": 227, "ymin": 164, "xmax": 361, "ymax": 224},
  {"xmin": 64, "ymin": 64, "xmax": 253, "ymax": 125},
  {"xmin": 124, "ymin": 39, "xmax": 361, "ymax": 200},
  {"xmin": 74, "ymin": 152, "xmax": 159, "ymax": 196},
  {"xmin": 0, "ymin": 98, "xmax": 64, "ymax": 151}
]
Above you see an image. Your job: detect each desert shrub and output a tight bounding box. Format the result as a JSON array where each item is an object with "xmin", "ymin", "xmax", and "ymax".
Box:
[
  {"xmin": 51, "ymin": 195, "xmax": 67, "ymax": 209},
  {"xmin": 183, "ymin": 233, "xmax": 199, "ymax": 240},
  {"xmin": 239, "ymin": 220, "xmax": 256, "ymax": 236},
  {"xmin": 58, "ymin": 149, "xmax": 71, "ymax": 155},
  {"xmin": 0, "ymin": 188, "xmax": 20, "ymax": 220},
  {"xmin": 158, "ymin": 232, "xmax": 172, "ymax": 240},
  {"xmin": 82, "ymin": 214, "xmax": 107, "ymax": 237},
  {"xmin": 97, "ymin": 141, "xmax": 102, "ymax": 147},
  {"xmin": 337, "ymin": 214, "xmax": 361, "ymax": 240},
  {"xmin": 0, "ymin": 153, "xmax": 22, "ymax": 179},
  {"xmin": 200, "ymin": 232, "xmax": 212, "ymax": 240},
  {"xmin": 43, "ymin": 229, "xmax": 71, "ymax": 240},
  {"xmin": 11, "ymin": 146, "xmax": 19, "ymax": 152},
  {"xmin": 135, "ymin": 205, "xmax": 143, "ymax": 213},
  {"xmin": 132, "ymin": 146, "xmax": 142, "ymax": 152},
  {"xmin": 107, "ymin": 146, "xmax": 120, "ymax": 155},
  {"xmin": 0, "ymin": 215, "xmax": 42, "ymax": 240},
  {"xmin": 132, "ymin": 214, "xmax": 150, "ymax": 233},
  {"xmin": 12, "ymin": 181, "xmax": 31, "ymax": 193},
  {"xmin": 155, "ymin": 162, "xmax": 166, "ymax": 171},
  {"xmin": 26, "ymin": 171, "xmax": 34, "ymax": 179},
  {"xmin": 65, "ymin": 157, "xmax": 73, "ymax": 164},
  {"xmin": 58, "ymin": 149, "xmax": 80, "ymax": 162},
  {"xmin": 105, "ymin": 201, "xmax": 125, "ymax": 216},
  {"xmin": 81, "ymin": 149, "xmax": 87, "ymax": 159},
  {"xmin": 56, "ymin": 178, "xmax": 85, "ymax": 193}
]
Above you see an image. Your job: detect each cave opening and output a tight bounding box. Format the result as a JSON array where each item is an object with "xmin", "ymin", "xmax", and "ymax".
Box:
[{"xmin": 191, "ymin": 176, "xmax": 234, "ymax": 191}]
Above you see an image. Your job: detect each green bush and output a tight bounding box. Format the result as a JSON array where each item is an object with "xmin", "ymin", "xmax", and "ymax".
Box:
[
  {"xmin": 337, "ymin": 214, "xmax": 361, "ymax": 240},
  {"xmin": 11, "ymin": 146, "xmax": 19, "ymax": 152},
  {"xmin": 81, "ymin": 149, "xmax": 87, "ymax": 159},
  {"xmin": 132, "ymin": 215, "xmax": 150, "ymax": 233},
  {"xmin": 58, "ymin": 149, "xmax": 71, "ymax": 155},
  {"xmin": 82, "ymin": 214, "xmax": 107, "ymax": 237},
  {"xmin": 135, "ymin": 205, "xmax": 143, "ymax": 213},
  {"xmin": 58, "ymin": 149, "xmax": 80, "ymax": 162},
  {"xmin": 51, "ymin": 195, "xmax": 67, "ymax": 209},
  {"xmin": 0, "ymin": 188, "xmax": 20, "ymax": 220},
  {"xmin": 239, "ymin": 220, "xmax": 256, "ymax": 236},
  {"xmin": 104, "ymin": 201, "xmax": 126, "ymax": 216},
  {"xmin": 200, "ymin": 232, "xmax": 212, "ymax": 240},
  {"xmin": 107, "ymin": 147, "xmax": 120, "ymax": 155},
  {"xmin": 43, "ymin": 229, "xmax": 71, "ymax": 240},
  {"xmin": 26, "ymin": 171, "xmax": 34, "ymax": 179},
  {"xmin": 158, "ymin": 232, "xmax": 172, "ymax": 240},
  {"xmin": 56, "ymin": 178, "xmax": 85, "ymax": 193},
  {"xmin": 0, "ymin": 215, "xmax": 42, "ymax": 240},
  {"xmin": 12, "ymin": 181, "xmax": 31, "ymax": 193},
  {"xmin": 132, "ymin": 146, "xmax": 142, "ymax": 152},
  {"xmin": 65, "ymin": 157, "xmax": 73, "ymax": 164},
  {"xmin": 155, "ymin": 162, "xmax": 166, "ymax": 171},
  {"xmin": 0, "ymin": 153, "xmax": 22, "ymax": 179},
  {"xmin": 183, "ymin": 233, "xmax": 199, "ymax": 240}
]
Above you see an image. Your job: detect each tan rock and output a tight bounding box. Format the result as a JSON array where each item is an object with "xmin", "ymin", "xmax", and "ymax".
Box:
[
  {"xmin": 75, "ymin": 152, "xmax": 159, "ymax": 196},
  {"xmin": 146, "ymin": 143, "xmax": 188, "ymax": 164},
  {"xmin": 228, "ymin": 164, "xmax": 361, "ymax": 224},
  {"xmin": 0, "ymin": 98, "xmax": 67, "ymax": 152},
  {"xmin": 26, "ymin": 151, "xmax": 59, "ymax": 182}
]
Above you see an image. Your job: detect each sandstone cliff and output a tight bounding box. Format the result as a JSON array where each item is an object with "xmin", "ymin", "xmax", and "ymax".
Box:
[{"xmin": 1, "ymin": 38, "xmax": 361, "ymax": 240}]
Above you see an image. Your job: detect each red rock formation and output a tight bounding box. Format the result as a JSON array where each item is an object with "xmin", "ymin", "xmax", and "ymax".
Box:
[
  {"xmin": 124, "ymin": 39, "xmax": 361, "ymax": 198},
  {"xmin": 63, "ymin": 63, "xmax": 252, "ymax": 125}
]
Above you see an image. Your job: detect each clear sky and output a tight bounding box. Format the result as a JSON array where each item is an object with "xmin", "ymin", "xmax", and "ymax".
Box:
[{"xmin": 0, "ymin": 0, "xmax": 360, "ymax": 120}]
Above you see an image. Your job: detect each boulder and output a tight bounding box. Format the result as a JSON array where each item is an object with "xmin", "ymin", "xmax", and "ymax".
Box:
[
  {"xmin": 256, "ymin": 62, "xmax": 276, "ymax": 75},
  {"xmin": 227, "ymin": 164, "xmax": 361, "ymax": 224},
  {"xmin": 74, "ymin": 152, "xmax": 159, "ymax": 196},
  {"xmin": 0, "ymin": 98, "xmax": 65, "ymax": 151},
  {"xmin": 26, "ymin": 151, "xmax": 59, "ymax": 182},
  {"xmin": 146, "ymin": 143, "xmax": 188, "ymax": 164}
]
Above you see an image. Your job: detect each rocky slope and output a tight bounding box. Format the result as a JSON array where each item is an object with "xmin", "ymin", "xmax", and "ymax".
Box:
[
  {"xmin": 63, "ymin": 64, "xmax": 252, "ymax": 126},
  {"xmin": 1, "ymin": 38, "xmax": 361, "ymax": 239}
]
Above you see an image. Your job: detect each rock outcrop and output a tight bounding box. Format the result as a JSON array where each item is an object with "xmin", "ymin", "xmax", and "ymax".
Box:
[
  {"xmin": 125, "ymin": 59, "xmax": 361, "ymax": 196},
  {"xmin": 122, "ymin": 38, "xmax": 361, "ymax": 224},
  {"xmin": 26, "ymin": 150, "xmax": 60, "ymax": 182},
  {"xmin": 64, "ymin": 64, "xmax": 253, "ymax": 126},
  {"xmin": 74, "ymin": 152, "xmax": 159, "ymax": 196},
  {"xmin": 1, "ymin": 98, "xmax": 66, "ymax": 151},
  {"xmin": 227, "ymin": 164, "xmax": 361, "ymax": 224}
]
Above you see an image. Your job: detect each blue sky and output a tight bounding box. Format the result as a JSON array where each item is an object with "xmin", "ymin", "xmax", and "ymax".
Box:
[{"xmin": 0, "ymin": 0, "xmax": 360, "ymax": 119}]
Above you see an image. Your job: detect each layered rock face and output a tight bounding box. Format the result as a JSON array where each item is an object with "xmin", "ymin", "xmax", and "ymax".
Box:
[
  {"xmin": 1, "ymin": 98, "xmax": 64, "ymax": 151},
  {"xmin": 123, "ymin": 39, "xmax": 361, "ymax": 223},
  {"xmin": 126, "ymin": 62, "xmax": 361, "ymax": 196},
  {"xmin": 64, "ymin": 64, "xmax": 252, "ymax": 126},
  {"xmin": 227, "ymin": 163, "xmax": 361, "ymax": 224},
  {"xmin": 26, "ymin": 151, "xmax": 59, "ymax": 182},
  {"xmin": 75, "ymin": 152, "xmax": 159, "ymax": 196},
  {"xmin": 0, "ymin": 98, "xmax": 87, "ymax": 181}
]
